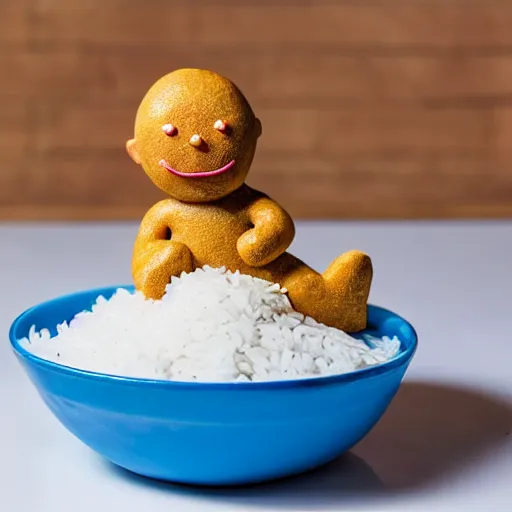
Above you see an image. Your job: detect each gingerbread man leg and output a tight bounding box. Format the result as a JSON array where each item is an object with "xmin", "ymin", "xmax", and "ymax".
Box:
[
  {"xmin": 132, "ymin": 241, "xmax": 194, "ymax": 300},
  {"xmin": 282, "ymin": 251, "xmax": 372, "ymax": 332}
]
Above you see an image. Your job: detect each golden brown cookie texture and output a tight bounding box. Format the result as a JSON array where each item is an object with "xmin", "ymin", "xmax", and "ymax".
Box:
[
  {"xmin": 128, "ymin": 68, "xmax": 372, "ymax": 332},
  {"xmin": 127, "ymin": 68, "xmax": 260, "ymax": 204}
]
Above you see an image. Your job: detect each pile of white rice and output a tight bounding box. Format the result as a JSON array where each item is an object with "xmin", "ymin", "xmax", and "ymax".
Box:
[{"xmin": 21, "ymin": 266, "xmax": 400, "ymax": 382}]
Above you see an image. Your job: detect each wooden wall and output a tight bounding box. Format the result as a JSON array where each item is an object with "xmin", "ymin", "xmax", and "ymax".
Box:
[{"xmin": 1, "ymin": 0, "xmax": 512, "ymax": 220}]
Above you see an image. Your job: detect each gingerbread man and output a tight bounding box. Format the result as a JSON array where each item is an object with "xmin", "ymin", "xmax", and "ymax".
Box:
[{"xmin": 127, "ymin": 69, "xmax": 372, "ymax": 332}]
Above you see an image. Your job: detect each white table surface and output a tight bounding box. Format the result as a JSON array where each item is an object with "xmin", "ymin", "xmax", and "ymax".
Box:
[{"xmin": 1, "ymin": 221, "xmax": 511, "ymax": 512}]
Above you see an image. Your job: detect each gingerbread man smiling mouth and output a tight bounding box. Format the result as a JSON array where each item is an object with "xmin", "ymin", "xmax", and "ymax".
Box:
[
  {"xmin": 158, "ymin": 158, "xmax": 236, "ymax": 178},
  {"xmin": 127, "ymin": 68, "xmax": 372, "ymax": 332}
]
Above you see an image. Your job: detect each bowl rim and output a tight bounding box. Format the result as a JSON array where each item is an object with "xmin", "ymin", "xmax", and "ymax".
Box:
[{"xmin": 9, "ymin": 285, "xmax": 418, "ymax": 390}]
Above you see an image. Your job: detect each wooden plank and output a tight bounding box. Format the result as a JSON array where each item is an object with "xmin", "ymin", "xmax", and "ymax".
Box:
[
  {"xmin": 13, "ymin": 151, "xmax": 160, "ymax": 207},
  {"xmin": 248, "ymin": 154, "xmax": 512, "ymax": 218},
  {"xmin": 30, "ymin": 2, "xmax": 512, "ymax": 48},
  {"xmin": 492, "ymin": 107, "xmax": 512, "ymax": 153},
  {"xmin": 5, "ymin": 48, "xmax": 512, "ymax": 107},
  {"xmin": 3, "ymin": 152, "xmax": 512, "ymax": 219},
  {"xmin": 0, "ymin": 50, "xmax": 102, "ymax": 101},
  {"xmin": 31, "ymin": 103, "xmax": 134, "ymax": 152},
  {"xmin": 0, "ymin": 4, "xmax": 30, "ymax": 43},
  {"xmin": 0, "ymin": 158, "xmax": 27, "ymax": 206},
  {"xmin": 0, "ymin": 205, "xmax": 151, "ymax": 221},
  {"xmin": 262, "ymin": 107, "xmax": 491, "ymax": 154},
  {"xmin": 0, "ymin": 147, "xmax": 156, "ymax": 207},
  {"xmin": 0, "ymin": 103, "xmax": 29, "ymax": 154},
  {"xmin": 27, "ymin": 101, "xmax": 491, "ymax": 155},
  {"xmin": 4, "ymin": 200, "xmax": 511, "ymax": 221}
]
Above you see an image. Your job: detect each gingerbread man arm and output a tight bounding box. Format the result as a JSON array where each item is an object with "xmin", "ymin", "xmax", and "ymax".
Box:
[
  {"xmin": 132, "ymin": 200, "xmax": 193, "ymax": 299},
  {"xmin": 237, "ymin": 196, "xmax": 295, "ymax": 267}
]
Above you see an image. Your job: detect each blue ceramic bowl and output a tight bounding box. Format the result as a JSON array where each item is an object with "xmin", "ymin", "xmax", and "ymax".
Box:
[{"xmin": 10, "ymin": 286, "xmax": 417, "ymax": 486}]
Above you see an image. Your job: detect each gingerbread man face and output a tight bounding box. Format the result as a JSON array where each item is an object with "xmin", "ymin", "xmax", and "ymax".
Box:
[{"xmin": 126, "ymin": 68, "xmax": 262, "ymax": 203}]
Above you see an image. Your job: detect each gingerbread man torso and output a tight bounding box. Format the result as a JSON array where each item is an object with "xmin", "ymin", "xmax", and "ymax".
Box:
[
  {"xmin": 157, "ymin": 188, "xmax": 263, "ymax": 273},
  {"xmin": 133, "ymin": 185, "xmax": 300, "ymax": 285}
]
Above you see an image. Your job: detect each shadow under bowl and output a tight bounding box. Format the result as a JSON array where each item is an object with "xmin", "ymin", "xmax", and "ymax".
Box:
[{"xmin": 9, "ymin": 285, "xmax": 417, "ymax": 486}]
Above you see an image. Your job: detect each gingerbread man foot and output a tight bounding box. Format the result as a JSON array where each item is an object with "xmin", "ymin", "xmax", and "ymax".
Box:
[{"xmin": 283, "ymin": 251, "xmax": 373, "ymax": 332}]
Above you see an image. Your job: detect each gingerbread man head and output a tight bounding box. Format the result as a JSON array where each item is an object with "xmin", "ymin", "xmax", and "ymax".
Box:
[{"xmin": 127, "ymin": 68, "xmax": 262, "ymax": 202}]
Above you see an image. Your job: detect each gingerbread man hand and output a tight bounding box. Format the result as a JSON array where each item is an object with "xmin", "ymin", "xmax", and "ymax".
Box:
[
  {"xmin": 132, "ymin": 200, "xmax": 193, "ymax": 300},
  {"xmin": 237, "ymin": 197, "xmax": 295, "ymax": 267}
]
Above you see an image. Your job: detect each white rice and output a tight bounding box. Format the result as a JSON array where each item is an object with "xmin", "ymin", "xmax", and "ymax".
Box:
[{"xmin": 20, "ymin": 266, "xmax": 400, "ymax": 382}]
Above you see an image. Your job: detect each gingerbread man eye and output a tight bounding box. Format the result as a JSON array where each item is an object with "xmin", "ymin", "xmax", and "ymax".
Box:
[
  {"xmin": 213, "ymin": 119, "xmax": 229, "ymax": 133},
  {"xmin": 162, "ymin": 124, "xmax": 177, "ymax": 136}
]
